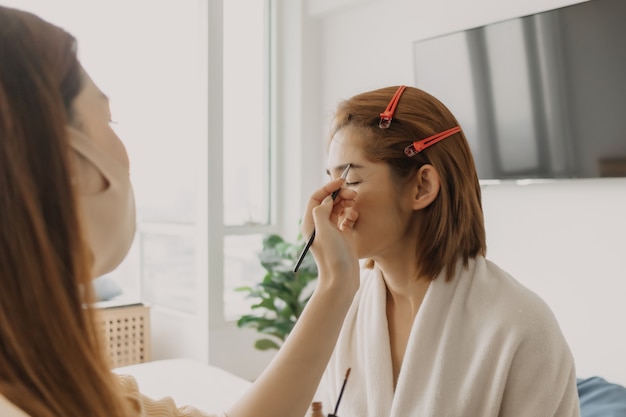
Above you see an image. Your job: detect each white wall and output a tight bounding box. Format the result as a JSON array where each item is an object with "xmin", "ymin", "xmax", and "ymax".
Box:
[
  {"xmin": 308, "ymin": 0, "xmax": 590, "ymax": 153},
  {"xmin": 296, "ymin": 0, "xmax": 626, "ymax": 386},
  {"xmin": 482, "ymin": 178, "xmax": 626, "ymax": 386}
]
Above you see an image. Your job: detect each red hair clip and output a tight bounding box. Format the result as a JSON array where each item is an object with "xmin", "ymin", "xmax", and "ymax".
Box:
[
  {"xmin": 379, "ymin": 85, "xmax": 407, "ymax": 128},
  {"xmin": 404, "ymin": 126, "xmax": 461, "ymax": 157}
]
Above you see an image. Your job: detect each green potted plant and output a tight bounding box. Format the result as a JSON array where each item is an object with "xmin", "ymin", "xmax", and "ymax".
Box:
[{"xmin": 236, "ymin": 233, "xmax": 318, "ymax": 350}]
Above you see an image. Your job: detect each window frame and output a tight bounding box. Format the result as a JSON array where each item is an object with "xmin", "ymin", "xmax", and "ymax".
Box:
[{"xmin": 208, "ymin": 0, "xmax": 280, "ymax": 327}]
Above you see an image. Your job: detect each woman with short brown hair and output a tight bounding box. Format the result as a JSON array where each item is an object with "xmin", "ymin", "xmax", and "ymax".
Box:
[{"xmin": 313, "ymin": 85, "xmax": 580, "ymax": 416}]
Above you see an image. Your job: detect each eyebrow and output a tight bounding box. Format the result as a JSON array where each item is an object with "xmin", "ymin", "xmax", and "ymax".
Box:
[{"xmin": 325, "ymin": 163, "xmax": 363, "ymax": 176}]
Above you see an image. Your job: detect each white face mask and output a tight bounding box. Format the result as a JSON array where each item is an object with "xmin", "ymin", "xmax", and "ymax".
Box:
[{"xmin": 68, "ymin": 126, "xmax": 136, "ymax": 278}]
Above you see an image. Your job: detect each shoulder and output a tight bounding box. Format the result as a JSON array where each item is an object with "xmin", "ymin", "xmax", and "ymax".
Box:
[
  {"xmin": 462, "ymin": 257, "xmax": 568, "ymax": 344},
  {"xmin": 473, "ymin": 258, "xmax": 557, "ymax": 316},
  {"xmin": 0, "ymin": 395, "xmax": 30, "ymax": 417},
  {"xmin": 457, "ymin": 258, "xmax": 576, "ymax": 383}
]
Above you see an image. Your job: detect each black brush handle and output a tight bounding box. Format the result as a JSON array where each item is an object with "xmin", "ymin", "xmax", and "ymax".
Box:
[{"xmin": 293, "ymin": 230, "xmax": 315, "ymax": 273}]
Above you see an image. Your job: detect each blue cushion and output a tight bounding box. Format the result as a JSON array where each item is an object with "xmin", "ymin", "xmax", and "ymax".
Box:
[
  {"xmin": 578, "ymin": 377, "xmax": 626, "ymax": 417},
  {"xmin": 93, "ymin": 275, "xmax": 123, "ymax": 301}
]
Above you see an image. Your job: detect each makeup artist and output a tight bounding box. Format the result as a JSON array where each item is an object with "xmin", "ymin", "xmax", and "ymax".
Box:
[
  {"xmin": 312, "ymin": 85, "xmax": 581, "ymax": 416},
  {"xmin": 0, "ymin": 6, "xmax": 360, "ymax": 417}
]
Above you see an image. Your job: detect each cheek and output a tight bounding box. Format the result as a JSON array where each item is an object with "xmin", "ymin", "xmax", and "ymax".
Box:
[
  {"xmin": 350, "ymin": 190, "xmax": 408, "ymax": 236},
  {"xmin": 348, "ymin": 193, "xmax": 382, "ymax": 231}
]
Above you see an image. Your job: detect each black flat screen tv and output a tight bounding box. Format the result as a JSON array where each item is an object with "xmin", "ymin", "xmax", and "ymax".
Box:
[{"xmin": 413, "ymin": 0, "xmax": 626, "ymax": 180}]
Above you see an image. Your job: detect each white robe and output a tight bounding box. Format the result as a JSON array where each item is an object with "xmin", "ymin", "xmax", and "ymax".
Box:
[{"xmin": 315, "ymin": 257, "xmax": 580, "ymax": 417}]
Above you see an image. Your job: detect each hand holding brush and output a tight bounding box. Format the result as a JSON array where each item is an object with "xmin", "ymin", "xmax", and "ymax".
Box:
[{"xmin": 294, "ymin": 164, "xmax": 352, "ymax": 273}]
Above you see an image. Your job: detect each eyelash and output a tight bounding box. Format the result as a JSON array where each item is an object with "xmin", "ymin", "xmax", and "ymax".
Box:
[{"xmin": 345, "ymin": 181, "xmax": 360, "ymax": 187}]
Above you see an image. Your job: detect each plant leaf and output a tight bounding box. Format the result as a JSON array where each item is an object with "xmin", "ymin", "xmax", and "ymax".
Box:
[
  {"xmin": 236, "ymin": 230, "xmax": 319, "ymax": 351},
  {"xmin": 255, "ymin": 338, "xmax": 281, "ymax": 351}
]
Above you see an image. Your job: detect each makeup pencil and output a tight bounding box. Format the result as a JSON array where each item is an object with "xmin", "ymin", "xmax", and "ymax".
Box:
[
  {"xmin": 330, "ymin": 367, "xmax": 351, "ymax": 417},
  {"xmin": 293, "ymin": 164, "xmax": 351, "ymax": 273}
]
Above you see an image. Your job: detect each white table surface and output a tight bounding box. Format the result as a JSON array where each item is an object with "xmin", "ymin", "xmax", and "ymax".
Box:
[{"xmin": 114, "ymin": 358, "xmax": 252, "ymax": 413}]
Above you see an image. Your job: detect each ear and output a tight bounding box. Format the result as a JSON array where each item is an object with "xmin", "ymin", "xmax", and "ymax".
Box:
[{"xmin": 411, "ymin": 164, "xmax": 441, "ymax": 210}]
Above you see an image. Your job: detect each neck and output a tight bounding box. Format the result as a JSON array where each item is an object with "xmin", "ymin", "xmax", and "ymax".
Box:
[
  {"xmin": 375, "ymin": 256, "xmax": 431, "ymax": 314},
  {"xmin": 385, "ymin": 274, "xmax": 430, "ymax": 315}
]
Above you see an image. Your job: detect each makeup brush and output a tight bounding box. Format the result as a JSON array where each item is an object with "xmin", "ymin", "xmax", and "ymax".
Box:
[
  {"xmin": 293, "ymin": 164, "xmax": 351, "ymax": 273},
  {"xmin": 328, "ymin": 367, "xmax": 351, "ymax": 417}
]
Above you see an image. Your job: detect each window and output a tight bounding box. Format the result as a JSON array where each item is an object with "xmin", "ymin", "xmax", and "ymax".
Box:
[
  {"xmin": 10, "ymin": 1, "xmax": 276, "ymax": 332},
  {"xmin": 221, "ymin": 0, "xmax": 276, "ymax": 321}
]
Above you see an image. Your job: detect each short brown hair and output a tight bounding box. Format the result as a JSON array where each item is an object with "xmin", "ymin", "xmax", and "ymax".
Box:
[{"xmin": 329, "ymin": 86, "xmax": 486, "ymax": 280}]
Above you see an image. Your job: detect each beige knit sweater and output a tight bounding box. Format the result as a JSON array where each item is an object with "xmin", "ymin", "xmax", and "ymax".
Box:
[{"xmin": 0, "ymin": 374, "xmax": 221, "ymax": 417}]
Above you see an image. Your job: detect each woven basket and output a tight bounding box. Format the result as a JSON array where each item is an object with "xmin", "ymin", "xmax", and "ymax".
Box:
[{"xmin": 97, "ymin": 303, "xmax": 151, "ymax": 367}]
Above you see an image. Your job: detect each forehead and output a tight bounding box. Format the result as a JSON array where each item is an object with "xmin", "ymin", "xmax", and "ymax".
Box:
[
  {"xmin": 327, "ymin": 126, "xmax": 393, "ymax": 183},
  {"xmin": 327, "ymin": 126, "xmax": 368, "ymax": 167}
]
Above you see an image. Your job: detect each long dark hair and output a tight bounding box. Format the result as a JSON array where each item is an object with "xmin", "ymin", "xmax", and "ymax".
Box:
[{"xmin": 0, "ymin": 6, "xmax": 133, "ymax": 416}]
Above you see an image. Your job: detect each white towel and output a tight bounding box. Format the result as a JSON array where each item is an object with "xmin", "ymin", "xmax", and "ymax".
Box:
[{"xmin": 315, "ymin": 257, "xmax": 580, "ymax": 416}]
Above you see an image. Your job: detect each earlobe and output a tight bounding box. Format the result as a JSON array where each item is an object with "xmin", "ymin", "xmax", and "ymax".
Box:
[{"xmin": 412, "ymin": 164, "xmax": 441, "ymax": 210}]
